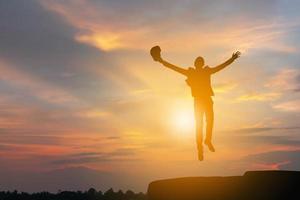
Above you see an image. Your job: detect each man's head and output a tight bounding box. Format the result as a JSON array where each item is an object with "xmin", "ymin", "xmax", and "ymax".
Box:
[{"xmin": 194, "ymin": 56, "xmax": 205, "ymax": 69}]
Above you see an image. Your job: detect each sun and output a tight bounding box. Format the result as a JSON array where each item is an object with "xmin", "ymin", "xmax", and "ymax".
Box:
[{"xmin": 172, "ymin": 108, "xmax": 195, "ymax": 133}]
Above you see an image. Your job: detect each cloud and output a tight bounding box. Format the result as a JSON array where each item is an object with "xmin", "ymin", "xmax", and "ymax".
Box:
[
  {"xmin": 242, "ymin": 135, "xmax": 300, "ymax": 146},
  {"xmin": 265, "ymin": 68, "xmax": 300, "ymax": 92},
  {"xmin": 0, "ymin": 0, "xmax": 86, "ymax": 70},
  {"xmin": 214, "ymin": 82, "xmax": 237, "ymax": 93},
  {"xmin": 0, "ymin": 0, "xmax": 116, "ymax": 106},
  {"xmin": 39, "ymin": 0, "xmax": 149, "ymax": 51},
  {"xmin": 0, "ymin": 134, "xmax": 64, "ymax": 146},
  {"xmin": 39, "ymin": 0, "xmax": 299, "ymax": 53},
  {"xmin": 242, "ymin": 150, "xmax": 300, "ymax": 170},
  {"xmin": 51, "ymin": 148, "xmax": 139, "ymax": 165},
  {"xmin": 237, "ymin": 92, "xmax": 281, "ymax": 101},
  {"xmin": 0, "ymin": 144, "xmax": 13, "ymax": 151},
  {"xmin": 272, "ymin": 100, "xmax": 300, "ymax": 112},
  {"xmin": 75, "ymin": 33, "xmax": 124, "ymax": 51},
  {"xmin": 75, "ymin": 109, "xmax": 112, "ymax": 119},
  {"xmin": 250, "ymin": 160, "xmax": 291, "ymax": 170},
  {"xmin": 230, "ymin": 126, "xmax": 300, "ymax": 134},
  {"xmin": 0, "ymin": 60, "xmax": 79, "ymax": 105},
  {"xmin": 236, "ymin": 68, "xmax": 300, "ymax": 102}
]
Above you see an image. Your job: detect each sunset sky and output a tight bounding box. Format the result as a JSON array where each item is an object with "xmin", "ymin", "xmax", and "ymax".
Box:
[{"xmin": 1, "ymin": 0, "xmax": 300, "ymax": 193}]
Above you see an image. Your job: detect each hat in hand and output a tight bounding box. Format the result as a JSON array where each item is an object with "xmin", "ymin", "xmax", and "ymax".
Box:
[{"xmin": 150, "ymin": 46, "xmax": 161, "ymax": 61}]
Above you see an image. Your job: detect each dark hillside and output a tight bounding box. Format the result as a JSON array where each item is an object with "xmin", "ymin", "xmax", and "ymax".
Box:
[{"xmin": 148, "ymin": 171, "xmax": 300, "ymax": 200}]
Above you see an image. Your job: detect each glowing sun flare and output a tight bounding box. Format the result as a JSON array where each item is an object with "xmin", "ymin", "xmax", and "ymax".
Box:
[{"xmin": 172, "ymin": 109, "xmax": 195, "ymax": 132}]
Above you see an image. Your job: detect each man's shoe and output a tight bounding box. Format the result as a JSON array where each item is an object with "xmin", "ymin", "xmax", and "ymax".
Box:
[
  {"xmin": 198, "ymin": 149, "xmax": 204, "ymax": 161},
  {"xmin": 204, "ymin": 140, "xmax": 215, "ymax": 152}
]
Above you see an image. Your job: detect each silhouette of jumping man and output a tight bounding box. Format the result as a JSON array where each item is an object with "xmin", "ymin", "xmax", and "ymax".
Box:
[{"xmin": 150, "ymin": 46, "xmax": 241, "ymax": 161}]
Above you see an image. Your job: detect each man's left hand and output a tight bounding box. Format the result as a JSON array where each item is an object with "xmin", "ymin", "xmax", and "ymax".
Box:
[{"xmin": 232, "ymin": 51, "xmax": 241, "ymax": 60}]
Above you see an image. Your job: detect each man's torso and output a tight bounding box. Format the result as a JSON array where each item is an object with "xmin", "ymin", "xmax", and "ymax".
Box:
[{"xmin": 185, "ymin": 67, "xmax": 214, "ymax": 98}]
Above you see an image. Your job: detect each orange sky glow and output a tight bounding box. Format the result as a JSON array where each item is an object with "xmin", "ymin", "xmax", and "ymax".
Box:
[{"xmin": 0, "ymin": 0, "xmax": 300, "ymax": 192}]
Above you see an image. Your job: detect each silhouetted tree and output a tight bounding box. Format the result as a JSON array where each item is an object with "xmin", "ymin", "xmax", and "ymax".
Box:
[
  {"xmin": 115, "ymin": 190, "xmax": 124, "ymax": 200},
  {"xmin": 0, "ymin": 188, "xmax": 147, "ymax": 200},
  {"xmin": 104, "ymin": 188, "xmax": 115, "ymax": 200},
  {"xmin": 125, "ymin": 190, "xmax": 135, "ymax": 200}
]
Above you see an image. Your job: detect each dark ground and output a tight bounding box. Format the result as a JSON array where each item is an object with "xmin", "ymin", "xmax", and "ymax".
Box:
[{"xmin": 148, "ymin": 170, "xmax": 300, "ymax": 200}]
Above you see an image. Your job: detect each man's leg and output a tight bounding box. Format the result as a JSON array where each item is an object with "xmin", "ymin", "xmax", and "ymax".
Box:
[
  {"xmin": 194, "ymin": 98, "xmax": 204, "ymax": 160},
  {"xmin": 204, "ymin": 98, "xmax": 215, "ymax": 152}
]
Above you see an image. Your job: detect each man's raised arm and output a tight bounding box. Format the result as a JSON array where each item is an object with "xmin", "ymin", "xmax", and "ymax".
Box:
[
  {"xmin": 158, "ymin": 58, "xmax": 188, "ymax": 76},
  {"xmin": 209, "ymin": 51, "xmax": 241, "ymax": 74}
]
